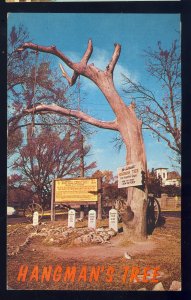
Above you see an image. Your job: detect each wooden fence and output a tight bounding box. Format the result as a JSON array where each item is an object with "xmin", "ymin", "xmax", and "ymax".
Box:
[{"xmin": 157, "ymin": 194, "xmax": 181, "ymax": 211}]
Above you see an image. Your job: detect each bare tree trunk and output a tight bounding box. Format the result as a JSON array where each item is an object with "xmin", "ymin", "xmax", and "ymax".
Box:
[
  {"xmin": 117, "ymin": 105, "xmax": 148, "ymax": 240},
  {"xmin": 93, "ymin": 76, "xmax": 148, "ymax": 240}
]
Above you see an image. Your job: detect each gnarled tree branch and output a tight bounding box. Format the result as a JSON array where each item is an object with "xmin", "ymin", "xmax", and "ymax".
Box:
[
  {"xmin": 106, "ymin": 43, "xmax": 121, "ymax": 74},
  {"xmin": 81, "ymin": 39, "xmax": 93, "ymax": 64},
  {"xmin": 18, "ymin": 43, "xmax": 75, "ymax": 69},
  {"xmin": 18, "ymin": 40, "xmax": 94, "ymax": 87},
  {"xmin": 23, "ymin": 104, "xmax": 118, "ymax": 131},
  {"xmin": 59, "ymin": 63, "xmax": 78, "ymax": 86}
]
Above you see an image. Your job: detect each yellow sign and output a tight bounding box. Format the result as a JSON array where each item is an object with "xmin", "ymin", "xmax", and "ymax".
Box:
[{"xmin": 54, "ymin": 178, "xmax": 98, "ymax": 203}]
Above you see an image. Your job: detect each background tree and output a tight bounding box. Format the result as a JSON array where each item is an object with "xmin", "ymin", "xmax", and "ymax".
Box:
[
  {"xmin": 161, "ymin": 184, "xmax": 181, "ymax": 197},
  {"xmin": 92, "ymin": 170, "xmax": 126, "ymax": 204},
  {"xmin": 7, "ymin": 174, "xmax": 36, "ymax": 209},
  {"xmin": 12, "ymin": 128, "xmax": 96, "ymax": 208},
  {"xmin": 92, "ymin": 170, "xmax": 114, "ymax": 184},
  {"xmin": 8, "ymin": 26, "xmax": 96, "ymax": 210},
  {"xmin": 8, "ymin": 127, "xmax": 23, "ymax": 159},
  {"xmin": 8, "ymin": 25, "xmax": 78, "ymax": 140},
  {"xmin": 147, "ymin": 168, "xmax": 162, "ymax": 197},
  {"xmin": 17, "ymin": 39, "xmax": 148, "ymax": 241},
  {"xmin": 122, "ymin": 40, "xmax": 181, "ymax": 165},
  {"xmin": 8, "ymin": 26, "xmax": 93, "ymax": 155}
]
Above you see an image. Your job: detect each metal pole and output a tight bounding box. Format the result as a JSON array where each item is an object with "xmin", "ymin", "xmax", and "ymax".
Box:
[
  {"xmin": 51, "ymin": 180, "xmax": 55, "ymax": 221},
  {"xmin": 77, "ymin": 77, "xmax": 85, "ymax": 219},
  {"xmin": 79, "ymin": 134, "xmax": 85, "ymax": 219},
  {"xmin": 97, "ymin": 178, "xmax": 102, "ymax": 220}
]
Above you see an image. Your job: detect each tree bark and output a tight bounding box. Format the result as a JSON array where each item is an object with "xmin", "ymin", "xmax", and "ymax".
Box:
[
  {"xmin": 119, "ymin": 111, "xmax": 148, "ymax": 241},
  {"xmin": 92, "ymin": 78, "xmax": 148, "ymax": 240}
]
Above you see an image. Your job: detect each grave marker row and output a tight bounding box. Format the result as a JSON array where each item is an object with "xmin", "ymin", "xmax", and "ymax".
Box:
[
  {"xmin": 32, "ymin": 208, "xmax": 119, "ymax": 232},
  {"xmin": 67, "ymin": 208, "xmax": 118, "ymax": 232}
]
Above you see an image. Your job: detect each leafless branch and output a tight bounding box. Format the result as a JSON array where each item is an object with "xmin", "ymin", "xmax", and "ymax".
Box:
[
  {"xmin": 106, "ymin": 43, "xmax": 121, "ymax": 74},
  {"xmin": 59, "ymin": 63, "xmax": 78, "ymax": 86},
  {"xmin": 146, "ymin": 123, "xmax": 180, "ymax": 154},
  {"xmin": 23, "ymin": 104, "xmax": 118, "ymax": 131}
]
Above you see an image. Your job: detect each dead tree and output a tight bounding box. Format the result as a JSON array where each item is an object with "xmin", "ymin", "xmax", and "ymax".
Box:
[{"xmin": 18, "ymin": 40, "xmax": 148, "ymax": 241}]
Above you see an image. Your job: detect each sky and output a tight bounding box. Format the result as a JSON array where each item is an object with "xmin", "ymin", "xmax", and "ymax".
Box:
[{"xmin": 8, "ymin": 13, "xmax": 181, "ymax": 175}]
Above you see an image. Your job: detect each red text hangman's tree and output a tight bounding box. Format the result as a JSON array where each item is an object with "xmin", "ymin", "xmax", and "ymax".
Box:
[{"xmin": 18, "ymin": 40, "xmax": 148, "ymax": 240}]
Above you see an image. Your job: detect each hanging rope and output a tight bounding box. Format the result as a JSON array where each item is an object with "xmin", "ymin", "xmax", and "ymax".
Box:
[
  {"xmin": 77, "ymin": 75, "xmax": 81, "ymax": 132},
  {"xmin": 33, "ymin": 49, "xmax": 39, "ymax": 102},
  {"xmin": 27, "ymin": 49, "xmax": 39, "ymax": 142},
  {"xmin": 32, "ymin": 49, "xmax": 39, "ymax": 133},
  {"xmin": 76, "ymin": 76, "xmax": 85, "ymax": 177}
]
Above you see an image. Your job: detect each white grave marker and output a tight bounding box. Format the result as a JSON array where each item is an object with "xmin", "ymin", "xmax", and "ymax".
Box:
[
  {"xmin": 33, "ymin": 211, "xmax": 39, "ymax": 226},
  {"xmin": 109, "ymin": 209, "xmax": 118, "ymax": 232},
  {"xmin": 88, "ymin": 210, "xmax": 96, "ymax": 229},
  {"xmin": 68, "ymin": 209, "xmax": 76, "ymax": 228}
]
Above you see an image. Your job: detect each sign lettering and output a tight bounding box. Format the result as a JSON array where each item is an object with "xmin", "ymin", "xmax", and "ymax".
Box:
[
  {"xmin": 118, "ymin": 162, "xmax": 142, "ymax": 188},
  {"xmin": 54, "ymin": 178, "xmax": 98, "ymax": 203}
]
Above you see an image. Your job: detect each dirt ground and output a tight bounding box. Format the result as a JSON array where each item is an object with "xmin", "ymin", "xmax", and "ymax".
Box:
[{"xmin": 7, "ymin": 215, "xmax": 181, "ymax": 291}]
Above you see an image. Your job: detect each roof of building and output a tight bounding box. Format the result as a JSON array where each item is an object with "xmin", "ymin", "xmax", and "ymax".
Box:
[{"xmin": 167, "ymin": 171, "xmax": 180, "ymax": 180}]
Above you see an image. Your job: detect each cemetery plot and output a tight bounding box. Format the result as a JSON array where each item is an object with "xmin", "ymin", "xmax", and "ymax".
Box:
[{"xmin": 7, "ymin": 216, "xmax": 181, "ymax": 291}]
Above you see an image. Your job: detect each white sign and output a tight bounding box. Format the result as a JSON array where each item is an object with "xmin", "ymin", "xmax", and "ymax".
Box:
[
  {"xmin": 109, "ymin": 209, "xmax": 118, "ymax": 232},
  {"xmin": 88, "ymin": 210, "xmax": 96, "ymax": 229},
  {"xmin": 118, "ymin": 162, "xmax": 142, "ymax": 188},
  {"xmin": 33, "ymin": 211, "xmax": 39, "ymax": 226},
  {"xmin": 68, "ymin": 209, "xmax": 76, "ymax": 228}
]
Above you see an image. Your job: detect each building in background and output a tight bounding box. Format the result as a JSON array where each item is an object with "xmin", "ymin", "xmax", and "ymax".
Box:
[
  {"xmin": 155, "ymin": 167, "xmax": 181, "ymax": 187},
  {"xmin": 166, "ymin": 171, "xmax": 181, "ymax": 187}
]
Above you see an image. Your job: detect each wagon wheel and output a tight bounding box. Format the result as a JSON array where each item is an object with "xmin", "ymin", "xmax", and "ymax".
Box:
[
  {"xmin": 24, "ymin": 203, "xmax": 44, "ymax": 222},
  {"xmin": 153, "ymin": 198, "xmax": 161, "ymax": 225},
  {"xmin": 146, "ymin": 196, "xmax": 161, "ymax": 233}
]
